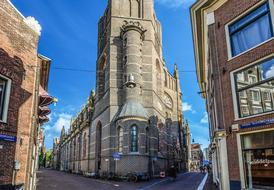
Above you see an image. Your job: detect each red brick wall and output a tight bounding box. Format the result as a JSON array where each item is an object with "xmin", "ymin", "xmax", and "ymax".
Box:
[
  {"xmin": 0, "ymin": 0, "xmax": 39, "ymax": 187},
  {"xmin": 212, "ymin": 0, "xmax": 274, "ymax": 183}
]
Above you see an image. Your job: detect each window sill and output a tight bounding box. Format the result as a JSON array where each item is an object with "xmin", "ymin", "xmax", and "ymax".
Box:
[{"xmin": 0, "ymin": 119, "xmax": 7, "ymax": 124}]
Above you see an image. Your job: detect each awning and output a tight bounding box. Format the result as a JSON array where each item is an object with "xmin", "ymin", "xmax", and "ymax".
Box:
[
  {"xmin": 39, "ymin": 85, "xmax": 54, "ymax": 107},
  {"xmin": 39, "ymin": 106, "xmax": 51, "ymax": 116},
  {"xmin": 39, "ymin": 115, "xmax": 49, "ymax": 124}
]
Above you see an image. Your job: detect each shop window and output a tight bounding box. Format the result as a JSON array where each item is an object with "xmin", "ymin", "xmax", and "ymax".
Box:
[
  {"xmin": 228, "ymin": 2, "xmax": 273, "ymax": 57},
  {"xmin": 0, "ymin": 76, "xmax": 11, "ymax": 122},
  {"xmin": 234, "ymin": 57, "xmax": 274, "ymax": 118},
  {"xmin": 241, "ymin": 131, "xmax": 274, "ymax": 189},
  {"xmin": 130, "ymin": 125, "xmax": 138, "ymax": 152}
]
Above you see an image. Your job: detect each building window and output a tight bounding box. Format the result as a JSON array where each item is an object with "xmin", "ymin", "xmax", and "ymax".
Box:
[
  {"xmin": 241, "ymin": 130, "xmax": 274, "ymax": 189},
  {"xmin": 229, "ymin": 2, "xmax": 273, "ymax": 57},
  {"xmin": 251, "ymin": 90, "xmax": 260, "ymax": 102},
  {"xmin": 0, "ymin": 76, "xmax": 10, "ymax": 122},
  {"xmin": 83, "ymin": 133, "xmax": 87, "ymax": 158},
  {"xmin": 117, "ymin": 126, "xmax": 123, "ymax": 153},
  {"xmin": 234, "ymin": 57, "xmax": 274, "ymax": 118},
  {"xmin": 130, "ymin": 125, "xmax": 138, "ymax": 152}
]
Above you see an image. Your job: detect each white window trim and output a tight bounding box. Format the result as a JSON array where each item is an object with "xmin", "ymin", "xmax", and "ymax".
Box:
[
  {"xmin": 225, "ymin": 0, "xmax": 274, "ymax": 60},
  {"xmin": 0, "ymin": 75, "xmax": 11, "ymax": 123},
  {"xmin": 230, "ymin": 53, "xmax": 274, "ymax": 121}
]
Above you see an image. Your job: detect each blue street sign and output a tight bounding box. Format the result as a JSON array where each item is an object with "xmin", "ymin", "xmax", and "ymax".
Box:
[
  {"xmin": 0, "ymin": 134, "xmax": 16, "ymax": 142},
  {"xmin": 240, "ymin": 118, "xmax": 274, "ymax": 129},
  {"xmin": 113, "ymin": 152, "xmax": 121, "ymax": 160}
]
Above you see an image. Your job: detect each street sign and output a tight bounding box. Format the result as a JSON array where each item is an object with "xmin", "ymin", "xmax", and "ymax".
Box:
[
  {"xmin": 0, "ymin": 134, "xmax": 16, "ymax": 142},
  {"xmin": 240, "ymin": 118, "xmax": 274, "ymax": 129},
  {"xmin": 113, "ymin": 152, "xmax": 121, "ymax": 160}
]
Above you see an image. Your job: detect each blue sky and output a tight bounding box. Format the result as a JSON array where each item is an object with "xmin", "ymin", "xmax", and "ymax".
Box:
[{"xmin": 12, "ymin": 0, "xmax": 209, "ymax": 149}]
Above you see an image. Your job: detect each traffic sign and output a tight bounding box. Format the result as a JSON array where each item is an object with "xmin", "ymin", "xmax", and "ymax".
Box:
[{"xmin": 113, "ymin": 152, "xmax": 121, "ymax": 160}]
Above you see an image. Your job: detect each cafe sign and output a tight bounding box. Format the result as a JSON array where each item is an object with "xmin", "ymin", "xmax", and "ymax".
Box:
[{"xmin": 240, "ymin": 118, "xmax": 274, "ymax": 129}]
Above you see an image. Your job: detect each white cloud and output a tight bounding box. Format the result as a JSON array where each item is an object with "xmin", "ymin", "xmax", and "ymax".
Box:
[
  {"xmin": 182, "ymin": 102, "xmax": 192, "ymax": 112},
  {"xmin": 44, "ymin": 113, "xmax": 72, "ymax": 135},
  {"xmin": 24, "ymin": 16, "xmax": 42, "ymax": 35},
  {"xmin": 201, "ymin": 112, "xmax": 208, "ymax": 124},
  {"xmin": 155, "ymin": 0, "xmax": 195, "ymax": 8},
  {"xmin": 266, "ymin": 65, "xmax": 274, "ymax": 78}
]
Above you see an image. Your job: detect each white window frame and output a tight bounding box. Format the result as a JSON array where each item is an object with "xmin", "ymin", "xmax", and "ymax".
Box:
[
  {"xmin": 225, "ymin": 0, "xmax": 274, "ymax": 60},
  {"xmin": 0, "ymin": 75, "xmax": 11, "ymax": 123},
  {"xmin": 230, "ymin": 54, "xmax": 274, "ymax": 121}
]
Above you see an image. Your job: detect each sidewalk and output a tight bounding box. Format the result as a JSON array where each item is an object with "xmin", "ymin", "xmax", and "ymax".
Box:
[{"xmin": 203, "ymin": 174, "xmax": 219, "ymax": 190}]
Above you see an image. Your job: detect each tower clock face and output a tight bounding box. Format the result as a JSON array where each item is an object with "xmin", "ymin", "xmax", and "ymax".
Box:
[{"xmin": 164, "ymin": 93, "xmax": 173, "ymax": 109}]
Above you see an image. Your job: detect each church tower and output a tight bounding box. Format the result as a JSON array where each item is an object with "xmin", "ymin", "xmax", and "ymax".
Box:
[{"xmin": 90, "ymin": 0, "xmax": 183, "ymax": 175}]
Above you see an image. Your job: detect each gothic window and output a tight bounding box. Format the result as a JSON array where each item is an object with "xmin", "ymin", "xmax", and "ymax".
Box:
[
  {"xmin": 145, "ymin": 127, "xmax": 149, "ymax": 153},
  {"xmin": 96, "ymin": 122, "xmax": 102, "ymax": 170},
  {"xmin": 117, "ymin": 126, "xmax": 124, "ymax": 153},
  {"xmin": 97, "ymin": 56, "xmax": 107, "ymax": 98},
  {"xmin": 83, "ymin": 133, "xmax": 87, "ymax": 158},
  {"xmin": 164, "ymin": 93, "xmax": 173, "ymax": 109},
  {"xmin": 156, "ymin": 60, "xmax": 161, "ymax": 95},
  {"xmin": 78, "ymin": 137, "xmax": 81, "ymax": 160},
  {"xmin": 164, "ymin": 70, "xmax": 168, "ymax": 87},
  {"xmin": 73, "ymin": 140, "xmax": 76, "ymax": 161},
  {"xmin": 130, "ymin": 125, "xmax": 138, "ymax": 152}
]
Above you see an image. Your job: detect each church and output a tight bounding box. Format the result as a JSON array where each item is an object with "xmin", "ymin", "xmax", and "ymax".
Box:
[{"xmin": 56, "ymin": 0, "xmax": 189, "ymax": 177}]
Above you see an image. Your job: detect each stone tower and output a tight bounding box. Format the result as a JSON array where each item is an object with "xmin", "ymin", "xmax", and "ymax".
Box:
[{"xmin": 90, "ymin": 0, "xmax": 183, "ymax": 175}]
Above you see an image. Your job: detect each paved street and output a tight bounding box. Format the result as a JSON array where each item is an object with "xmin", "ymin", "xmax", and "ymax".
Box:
[{"xmin": 37, "ymin": 169, "xmax": 207, "ymax": 190}]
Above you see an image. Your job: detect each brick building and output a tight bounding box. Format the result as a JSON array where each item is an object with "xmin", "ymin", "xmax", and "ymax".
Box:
[
  {"xmin": 0, "ymin": 1, "xmax": 53, "ymax": 189},
  {"xmin": 54, "ymin": 0, "xmax": 191, "ymax": 178},
  {"xmin": 191, "ymin": 0, "xmax": 274, "ymax": 189}
]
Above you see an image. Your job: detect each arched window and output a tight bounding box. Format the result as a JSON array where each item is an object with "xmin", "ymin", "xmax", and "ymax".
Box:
[
  {"xmin": 164, "ymin": 70, "xmax": 168, "ymax": 87},
  {"xmin": 78, "ymin": 136, "xmax": 81, "ymax": 160},
  {"xmin": 145, "ymin": 127, "xmax": 149, "ymax": 153},
  {"xmin": 97, "ymin": 56, "xmax": 107, "ymax": 98},
  {"xmin": 130, "ymin": 125, "xmax": 138, "ymax": 152},
  {"xmin": 83, "ymin": 133, "xmax": 87, "ymax": 158},
  {"xmin": 96, "ymin": 122, "xmax": 102, "ymax": 170},
  {"xmin": 156, "ymin": 59, "xmax": 161, "ymax": 94},
  {"xmin": 117, "ymin": 126, "xmax": 124, "ymax": 153},
  {"xmin": 73, "ymin": 139, "xmax": 76, "ymax": 161}
]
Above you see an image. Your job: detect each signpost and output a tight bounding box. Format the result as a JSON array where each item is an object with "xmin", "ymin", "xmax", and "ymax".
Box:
[{"xmin": 113, "ymin": 152, "xmax": 121, "ymax": 174}]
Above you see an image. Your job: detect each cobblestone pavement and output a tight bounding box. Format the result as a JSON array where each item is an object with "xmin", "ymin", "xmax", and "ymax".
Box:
[{"xmin": 37, "ymin": 169, "xmax": 207, "ymax": 190}]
